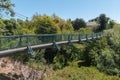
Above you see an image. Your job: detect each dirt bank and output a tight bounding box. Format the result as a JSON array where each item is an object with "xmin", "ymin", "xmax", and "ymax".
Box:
[{"xmin": 0, "ymin": 57, "xmax": 46, "ymax": 80}]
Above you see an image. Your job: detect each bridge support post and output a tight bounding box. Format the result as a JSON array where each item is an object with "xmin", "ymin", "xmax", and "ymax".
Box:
[
  {"xmin": 96, "ymin": 33, "xmax": 98, "ymax": 39},
  {"xmin": 18, "ymin": 36, "xmax": 22, "ymax": 47},
  {"xmin": 68, "ymin": 34, "xmax": 73, "ymax": 45},
  {"xmin": 86, "ymin": 34, "xmax": 88, "ymax": 41},
  {"xmin": 52, "ymin": 34, "xmax": 60, "ymax": 51},
  {"xmin": 79, "ymin": 34, "xmax": 83, "ymax": 44},
  {"xmin": 53, "ymin": 41, "xmax": 60, "ymax": 51},
  {"xmin": 27, "ymin": 42, "xmax": 35, "ymax": 57},
  {"xmin": 0, "ymin": 39, "xmax": 1, "ymax": 50},
  {"xmin": 99, "ymin": 32, "xmax": 101, "ymax": 38},
  {"xmin": 92, "ymin": 33, "xmax": 95, "ymax": 40},
  {"xmin": 9, "ymin": 38, "xmax": 13, "ymax": 49},
  {"xmin": 26, "ymin": 36, "xmax": 34, "ymax": 57}
]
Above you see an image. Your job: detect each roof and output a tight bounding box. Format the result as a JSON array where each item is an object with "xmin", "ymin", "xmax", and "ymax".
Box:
[{"xmin": 86, "ymin": 22, "xmax": 99, "ymax": 26}]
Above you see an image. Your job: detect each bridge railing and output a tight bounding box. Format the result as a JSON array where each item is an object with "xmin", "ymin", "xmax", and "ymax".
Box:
[{"xmin": 0, "ymin": 32, "xmax": 104, "ymax": 51}]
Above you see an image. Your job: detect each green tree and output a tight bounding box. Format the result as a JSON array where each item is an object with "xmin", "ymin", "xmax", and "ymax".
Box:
[
  {"xmin": 78, "ymin": 28, "xmax": 92, "ymax": 34},
  {"xmin": 33, "ymin": 15, "xmax": 57, "ymax": 34},
  {"xmin": 98, "ymin": 14, "xmax": 109, "ymax": 31},
  {"xmin": 3, "ymin": 19, "xmax": 18, "ymax": 35},
  {"xmin": 0, "ymin": 0, "xmax": 15, "ymax": 16},
  {"xmin": 86, "ymin": 35, "xmax": 120, "ymax": 75},
  {"xmin": 0, "ymin": 19, "xmax": 6, "ymax": 35},
  {"xmin": 72, "ymin": 18, "xmax": 86, "ymax": 30},
  {"xmin": 108, "ymin": 20, "xmax": 115, "ymax": 29},
  {"xmin": 52, "ymin": 14, "xmax": 73, "ymax": 33}
]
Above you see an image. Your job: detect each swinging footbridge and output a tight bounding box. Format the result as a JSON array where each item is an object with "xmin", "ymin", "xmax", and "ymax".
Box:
[{"xmin": 0, "ymin": 33, "xmax": 104, "ymax": 57}]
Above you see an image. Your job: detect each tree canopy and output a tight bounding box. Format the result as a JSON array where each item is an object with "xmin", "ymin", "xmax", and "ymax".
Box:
[
  {"xmin": 72, "ymin": 18, "xmax": 86, "ymax": 30},
  {"xmin": 98, "ymin": 14, "xmax": 108, "ymax": 31},
  {"xmin": 0, "ymin": 0, "xmax": 15, "ymax": 16}
]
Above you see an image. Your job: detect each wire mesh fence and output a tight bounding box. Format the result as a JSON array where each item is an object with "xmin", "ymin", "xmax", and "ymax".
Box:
[{"xmin": 0, "ymin": 32, "xmax": 104, "ymax": 51}]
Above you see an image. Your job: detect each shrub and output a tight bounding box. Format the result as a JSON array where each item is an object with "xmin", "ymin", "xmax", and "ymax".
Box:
[{"xmin": 44, "ymin": 66, "xmax": 120, "ymax": 80}]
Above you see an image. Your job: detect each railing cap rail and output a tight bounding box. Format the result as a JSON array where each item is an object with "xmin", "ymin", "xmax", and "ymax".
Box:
[{"xmin": 0, "ymin": 32, "xmax": 104, "ymax": 38}]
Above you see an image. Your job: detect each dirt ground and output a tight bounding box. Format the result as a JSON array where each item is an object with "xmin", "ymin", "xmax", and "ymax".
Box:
[{"xmin": 0, "ymin": 57, "xmax": 46, "ymax": 80}]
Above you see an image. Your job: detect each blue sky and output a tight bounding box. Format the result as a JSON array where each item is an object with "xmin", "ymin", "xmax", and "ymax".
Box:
[{"xmin": 11, "ymin": 0, "xmax": 120, "ymax": 23}]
